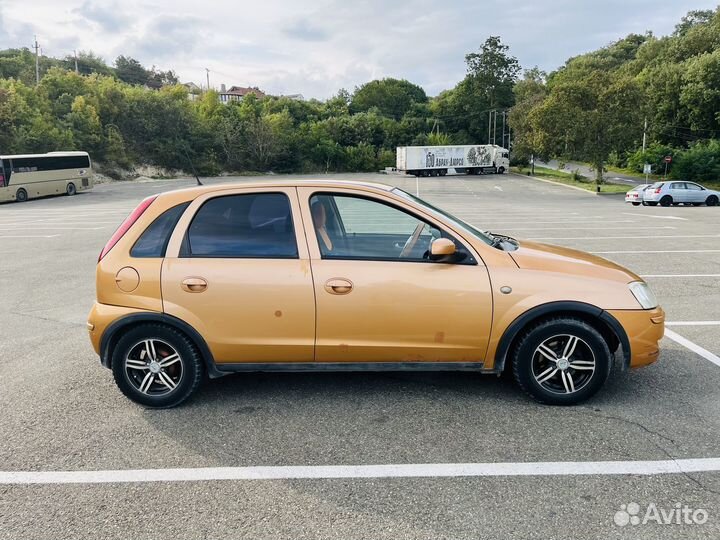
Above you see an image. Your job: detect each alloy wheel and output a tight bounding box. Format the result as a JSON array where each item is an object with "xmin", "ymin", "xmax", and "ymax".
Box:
[
  {"xmin": 532, "ymin": 334, "xmax": 596, "ymax": 394},
  {"xmin": 124, "ymin": 339, "xmax": 183, "ymax": 396}
]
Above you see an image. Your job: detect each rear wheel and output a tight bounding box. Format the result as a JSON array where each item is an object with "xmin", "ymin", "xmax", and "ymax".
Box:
[
  {"xmin": 111, "ymin": 324, "xmax": 203, "ymax": 408},
  {"xmin": 512, "ymin": 318, "xmax": 612, "ymax": 405},
  {"xmin": 659, "ymin": 196, "xmax": 673, "ymax": 207},
  {"xmin": 707, "ymin": 195, "xmax": 718, "ymax": 206},
  {"xmin": 66, "ymin": 182, "xmax": 76, "ymax": 196},
  {"xmin": 15, "ymin": 188, "xmax": 27, "ymax": 202},
  {"xmin": 631, "ymin": 202, "xmax": 641, "ymax": 206},
  {"xmin": 439, "ymin": 169, "xmax": 447, "ymax": 176}
]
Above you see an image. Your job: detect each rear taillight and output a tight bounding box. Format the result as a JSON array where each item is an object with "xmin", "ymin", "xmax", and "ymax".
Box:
[
  {"xmin": 655, "ymin": 188, "xmax": 662, "ymax": 194},
  {"xmin": 98, "ymin": 196, "xmax": 157, "ymax": 262},
  {"xmin": 0, "ymin": 174, "xmax": 5, "ymax": 186}
]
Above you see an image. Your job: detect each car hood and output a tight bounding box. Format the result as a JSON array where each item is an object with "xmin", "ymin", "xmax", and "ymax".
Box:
[{"xmin": 508, "ymin": 241, "xmax": 641, "ymax": 283}]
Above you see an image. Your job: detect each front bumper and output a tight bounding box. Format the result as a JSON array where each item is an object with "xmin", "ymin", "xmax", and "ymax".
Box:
[{"xmin": 607, "ymin": 306, "xmax": 664, "ymax": 368}]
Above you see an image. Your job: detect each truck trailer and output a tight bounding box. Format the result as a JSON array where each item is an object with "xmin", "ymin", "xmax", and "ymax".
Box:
[{"xmin": 396, "ymin": 145, "xmax": 509, "ymax": 176}]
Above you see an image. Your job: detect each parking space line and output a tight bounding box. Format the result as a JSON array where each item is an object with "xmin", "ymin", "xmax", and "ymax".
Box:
[
  {"xmin": 529, "ymin": 235, "xmax": 720, "ymax": 240},
  {"xmin": 505, "ymin": 226, "xmax": 675, "ymax": 231},
  {"xmin": 622, "ymin": 213, "xmax": 688, "ymax": 221},
  {"xmin": 666, "ymin": 321, "xmax": 720, "ymax": 326},
  {"xmin": 643, "ymin": 274, "xmax": 720, "ymax": 278},
  {"xmin": 3, "ymin": 457, "xmax": 720, "ymax": 485},
  {"xmin": 593, "ymin": 250, "xmax": 720, "ymax": 254},
  {"xmin": 0, "ymin": 235, "xmax": 60, "ymax": 239},
  {"xmin": 665, "ymin": 329, "xmax": 720, "ymax": 368}
]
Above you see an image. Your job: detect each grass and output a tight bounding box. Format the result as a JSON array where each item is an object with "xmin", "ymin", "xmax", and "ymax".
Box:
[{"xmin": 512, "ymin": 166, "xmax": 630, "ymax": 193}]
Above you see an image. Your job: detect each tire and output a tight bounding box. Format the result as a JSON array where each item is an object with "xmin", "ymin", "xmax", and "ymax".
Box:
[
  {"xmin": 439, "ymin": 169, "xmax": 447, "ymax": 176},
  {"xmin": 631, "ymin": 202, "xmax": 641, "ymax": 206},
  {"xmin": 111, "ymin": 324, "xmax": 203, "ymax": 408},
  {"xmin": 497, "ymin": 166, "xmax": 505, "ymax": 174},
  {"xmin": 659, "ymin": 196, "xmax": 673, "ymax": 207},
  {"xmin": 511, "ymin": 317, "xmax": 612, "ymax": 406},
  {"xmin": 15, "ymin": 188, "xmax": 27, "ymax": 202},
  {"xmin": 66, "ymin": 182, "xmax": 76, "ymax": 196},
  {"xmin": 641, "ymin": 201, "xmax": 648, "ymax": 206},
  {"xmin": 707, "ymin": 195, "xmax": 718, "ymax": 207}
]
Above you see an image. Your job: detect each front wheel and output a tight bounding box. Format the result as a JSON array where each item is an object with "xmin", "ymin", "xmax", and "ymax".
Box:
[
  {"xmin": 111, "ymin": 324, "xmax": 203, "ymax": 408},
  {"xmin": 707, "ymin": 195, "xmax": 718, "ymax": 207},
  {"xmin": 497, "ymin": 166, "xmax": 505, "ymax": 174},
  {"xmin": 512, "ymin": 318, "xmax": 611, "ymax": 405},
  {"xmin": 66, "ymin": 182, "xmax": 76, "ymax": 196}
]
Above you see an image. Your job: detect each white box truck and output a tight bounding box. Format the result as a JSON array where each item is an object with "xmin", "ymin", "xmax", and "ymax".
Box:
[{"xmin": 396, "ymin": 145, "xmax": 509, "ymax": 176}]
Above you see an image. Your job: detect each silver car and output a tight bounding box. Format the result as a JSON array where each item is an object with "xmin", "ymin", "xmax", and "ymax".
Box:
[
  {"xmin": 625, "ymin": 184, "xmax": 650, "ymax": 206},
  {"xmin": 642, "ymin": 181, "xmax": 720, "ymax": 207}
]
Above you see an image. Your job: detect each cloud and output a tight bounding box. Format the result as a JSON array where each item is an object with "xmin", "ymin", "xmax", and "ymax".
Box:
[
  {"xmin": 126, "ymin": 15, "xmax": 202, "ymax": 61},
  {"xmin": 0, "ymin": 0, "xmax": 718, "ymax": 99},
  {"xmin": 73, "ymin": 1, "xmax": 132, "ymax": 33},
  {"xmin": 282, "ymin": 19, "xmax": 330, "ymax": 42}
]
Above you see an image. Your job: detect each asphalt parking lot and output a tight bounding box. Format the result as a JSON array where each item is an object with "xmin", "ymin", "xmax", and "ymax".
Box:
[{"xmin": 1, "ymin": 171, "xmax": 720, "ymax": 539}]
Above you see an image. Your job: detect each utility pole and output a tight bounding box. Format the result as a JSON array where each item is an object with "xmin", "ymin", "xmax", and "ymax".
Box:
[
  {"xmin": 33, "ymin": 35, "xmax": 40, "ymax": 85},
  {"xmin": 642, "ymin": 117, "xmax": 647, "ymax": 152},
  {"xmin": 501, "ymin": 111, "xmax": 506, "ymax": 148},
  {"xmin": 205, "ymin": 68, "xmax": 210, "ymax": 91},
  {"xmin": 73, "ymin": 50, "xmax": 79, "ymax": 73},
  {"xmin": 488, "ymin": 111, "xmax": 493, "ymax": 144},
  {"xmin": 492, "ymin": 110, "xmax": 497, "ymax": 145}
]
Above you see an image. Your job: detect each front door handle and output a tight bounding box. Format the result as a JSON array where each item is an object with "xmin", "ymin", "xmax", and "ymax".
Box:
[
  {"xmin": 181, "ymin": 277, "xmax": 208, "ymax": 293},
  {"xmin": 324, "ymin": 278, "xmax": 353, "ymax": 295}
]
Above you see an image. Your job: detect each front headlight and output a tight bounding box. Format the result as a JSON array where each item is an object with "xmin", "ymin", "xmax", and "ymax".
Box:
[{"xmin": 629, "ymin": 281, "xmax": 658, "ymax": 309}]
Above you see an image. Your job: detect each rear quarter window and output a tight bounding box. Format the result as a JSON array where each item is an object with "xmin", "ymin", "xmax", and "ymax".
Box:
[{"xmin": 131, "ymin": 202, "xmax": 190, "ymax": 258}]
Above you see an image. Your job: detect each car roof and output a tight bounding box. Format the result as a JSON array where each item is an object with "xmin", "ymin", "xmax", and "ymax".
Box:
[{"xmin": 158, "ymin": 178, "xmax": 396, "ymax": 202}]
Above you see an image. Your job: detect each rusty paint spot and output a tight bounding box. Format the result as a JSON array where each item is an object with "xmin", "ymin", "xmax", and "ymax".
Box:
[
  {"xmin": 274, "ymin": 310, "xmax": 282, "ymax": 317},
  {"xmin": 434, "ymin": 331, "xmax": 445, "ymax": 343}
]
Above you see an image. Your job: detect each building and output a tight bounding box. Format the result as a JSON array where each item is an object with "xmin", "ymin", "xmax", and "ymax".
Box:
[
  {"xmin": 183, "ymin": 82, "xmax": 201, "ymax": 101},
  {"xmin": 219, "ymin": 84, "xmax": 266, "ymax": 104}
]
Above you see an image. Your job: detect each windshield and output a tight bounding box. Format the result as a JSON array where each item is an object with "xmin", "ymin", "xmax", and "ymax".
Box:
[{"xmin": 392, "ymin": 188, "xmax": 494, "ymax": 246}]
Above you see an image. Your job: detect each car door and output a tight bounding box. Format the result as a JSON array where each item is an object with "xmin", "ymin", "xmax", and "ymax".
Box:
[
  {"xmin": 162, "ymin": 187, "xmax": 315, "ymax": 364},
  {"xmin": 684, "ymin": 182, "xmax": 705, "ymax": 203},
  {"xmin": 669, "ymin": 182, "xmax": 687, "ymax": 203},
  {"xmin": 297, "ymin": 187, "xmax": 493, "ymax": 364}
]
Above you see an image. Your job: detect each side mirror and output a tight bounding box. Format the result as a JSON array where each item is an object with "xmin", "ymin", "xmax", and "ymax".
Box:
[{"xmin": 430, "ymin": 238, "xmax": 456, "ymax": 260}]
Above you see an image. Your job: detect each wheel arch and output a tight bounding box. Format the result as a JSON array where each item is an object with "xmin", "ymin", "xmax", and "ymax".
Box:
[
  {"xmin": 493, "ymin": 301, "xmax": 630, "ymax": 373},
  {"xmin": 99, "ymin": 312, "xmax": 226, "ymax": 378}
]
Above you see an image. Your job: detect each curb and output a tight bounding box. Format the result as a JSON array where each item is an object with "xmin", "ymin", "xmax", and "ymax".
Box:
[{"xmin": 512, "ymin": 172, "xmax": 625, "ymax": 196}]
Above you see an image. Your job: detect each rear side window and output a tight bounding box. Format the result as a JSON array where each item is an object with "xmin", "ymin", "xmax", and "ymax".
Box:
[
  {"xmin": 131, "ymin": 202, "xmax": 190, "ymax": 258},
  {"xmin": 184, "ymin": 193, "xmax": 297, "ymax": 258}
]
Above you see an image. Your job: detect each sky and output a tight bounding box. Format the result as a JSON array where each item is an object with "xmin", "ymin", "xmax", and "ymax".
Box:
[{"xmin": 0, "ymin": 0, "xmax": 717, "ymax": 99}]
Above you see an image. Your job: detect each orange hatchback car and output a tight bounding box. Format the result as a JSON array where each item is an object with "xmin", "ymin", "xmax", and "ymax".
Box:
[{"xmin": 88, "ymin": 180, "xmax": 664, "ymax": 408}]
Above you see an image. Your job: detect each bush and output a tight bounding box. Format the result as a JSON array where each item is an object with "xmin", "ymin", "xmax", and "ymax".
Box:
[
  {"xmin": 670, "ymin": 140, "xmax": 720, "ymax": 181},
  {"xmin": 626, "ymin": 142, "xmax": 676, "ymax": 174}
]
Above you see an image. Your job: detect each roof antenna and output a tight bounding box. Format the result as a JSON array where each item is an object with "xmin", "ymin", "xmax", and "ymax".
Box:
[{"xmin": 179, "ymin": 143, "xmax": 203, "ymax": 185}]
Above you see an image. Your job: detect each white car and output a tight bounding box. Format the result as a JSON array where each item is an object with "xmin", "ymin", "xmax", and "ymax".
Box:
[
  {"xmin": 624, "ymin": 184, "xmax": 650, "ymax": 206},
  {"xmin": 642, "ymin": 181, "xmax": 720, "ymax": 207}
]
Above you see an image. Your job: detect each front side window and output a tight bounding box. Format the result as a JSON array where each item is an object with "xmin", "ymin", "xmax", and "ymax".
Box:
[
  {"xmin": 685, "ymin": 183, "xmax": 703, "ymax": 190},
  {"xmin": 309, "ymin": 193, "xmax": 473, "ymax": 263},
  {"xmin": 184, "ymin": 193, "xmax": 298, "ymax": 258}
]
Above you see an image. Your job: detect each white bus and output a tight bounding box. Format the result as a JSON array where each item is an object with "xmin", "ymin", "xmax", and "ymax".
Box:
[{"xmin": 0, "ymin": 151, "xmax": 93, "ymax": 203}]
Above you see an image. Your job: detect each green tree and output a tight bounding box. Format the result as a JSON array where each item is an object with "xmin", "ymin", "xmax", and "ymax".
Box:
[
  {"xmin": 350, "ymin": 78, "xmax": 427, "ymax": 120},
  {"xmin": 115, "ymin": 56, "xmax": 150, "ymax": 86}
]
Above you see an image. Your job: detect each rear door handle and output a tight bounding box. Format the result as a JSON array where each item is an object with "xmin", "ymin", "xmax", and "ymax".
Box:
[
  {"xmin": 181, "ymin": 277, "xmax": 208, "ymax": 293},
  {"xmin": 324, "ymin": 278, "xmax": 353, "ymax": 295}
]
